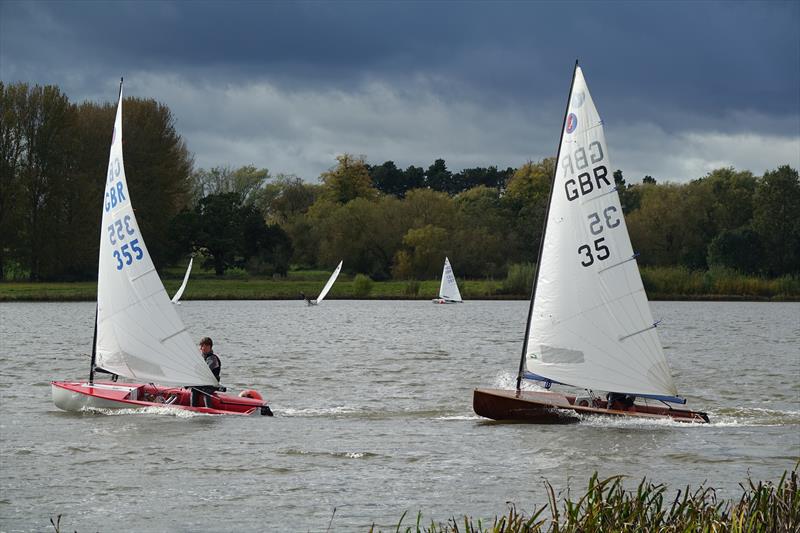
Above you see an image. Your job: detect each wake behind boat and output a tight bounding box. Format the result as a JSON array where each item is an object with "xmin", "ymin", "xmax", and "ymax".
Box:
[
  {"xmin": 51, "ymin": 80, "xmax": 272, "ymax": 417},
  {"xmin": 473, "ymin": 63, "xmax": 708, "ymax": 424},
  {"xmin": 432, "ymin": 257, "xmax": 463, "ymax": 304}
]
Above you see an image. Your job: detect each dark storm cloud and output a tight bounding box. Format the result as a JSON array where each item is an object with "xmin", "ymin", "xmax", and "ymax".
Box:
[{"xmin": 2, "ymin": 0, "xmax": 798, "ymax": 180}]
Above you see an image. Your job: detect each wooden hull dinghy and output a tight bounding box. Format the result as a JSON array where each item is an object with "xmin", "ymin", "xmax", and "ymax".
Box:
[
  {"xmin": 51, "ymin": 80, "xmax": 273, "ymax": 418},
  {"xmin": 472, "ymin": 63, "xmax": 708, "ymax": 425},
  {"xmin": 52, "ymin": 381, "xmax": 272, "ymax": 416},
  {"xmin": 474, "ymin": 388, "xmax": 708, "ymax": 424}
]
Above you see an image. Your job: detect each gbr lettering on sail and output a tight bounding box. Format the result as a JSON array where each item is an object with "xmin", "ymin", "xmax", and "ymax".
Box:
[
  {"xmin": 104, "ymin": 148, "xmax": 145, "ymax": 272},
  {"xmin": 560, "ymin": 127, "xmax": 621, "ymax": 268}
]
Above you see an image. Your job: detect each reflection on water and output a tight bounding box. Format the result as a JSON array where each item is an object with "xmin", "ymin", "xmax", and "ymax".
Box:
[{"xmin": 1, "ymin": 300, "xmax": 798, "ymax": 531}]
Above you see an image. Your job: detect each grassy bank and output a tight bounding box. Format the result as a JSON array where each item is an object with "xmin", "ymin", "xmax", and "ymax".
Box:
[
  {"xmin": 373, "ymin": 468, "xmax": 799, "ymax": 533},
  {"xmin": 1, "ymin": 267, "xmax": 797, "ymax": 302}
]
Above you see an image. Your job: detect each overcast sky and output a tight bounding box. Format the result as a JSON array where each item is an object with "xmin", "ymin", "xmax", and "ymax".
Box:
[{"xmin": 2, "ymin": 0, "xmax": 798, "ymax": 183}]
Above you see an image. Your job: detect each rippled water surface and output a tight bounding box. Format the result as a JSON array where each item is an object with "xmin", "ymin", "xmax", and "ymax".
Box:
[{"xmin": 1, "ymin": 300, "xmax": 798, "ymax": 531}]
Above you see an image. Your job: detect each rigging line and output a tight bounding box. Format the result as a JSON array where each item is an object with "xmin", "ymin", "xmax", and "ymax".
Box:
[{"xmin": 598, "ymin": 253, "xmax": 640, "ymax": 273}]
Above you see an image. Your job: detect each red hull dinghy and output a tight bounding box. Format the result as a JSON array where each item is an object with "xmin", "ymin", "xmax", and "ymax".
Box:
[
  {"xmin": 473, "ymin": 63, "xmax": 708, "ymax": 424},
  {"xmin": 51, "ymin": 80, "xmax": 272, "ymax": 417},
  {"xmin": 52, "ymin": 381, "xmax": 272, "ymax": 416}
]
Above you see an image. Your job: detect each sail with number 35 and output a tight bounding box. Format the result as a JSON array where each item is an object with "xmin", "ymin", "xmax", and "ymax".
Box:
[
  {"xmin": 473, "ymin": 63, "xmax": 708, "ymax": 423},
  {"xmin": 523, "ymin": 65, "xmax": 677, "ymax": 399}
]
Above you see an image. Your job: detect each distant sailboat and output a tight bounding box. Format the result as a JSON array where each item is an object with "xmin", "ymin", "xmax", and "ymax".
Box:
[
  {"xmin": 171, "ymin": 257, "xmax": 193, "ymax": 304},
  {"xmin": 51, "ymin": 80, "xmax": 272, "ymax": 416},
  {"xmin": 432, "ymin": 257, "xmax": 463, "ymax": 304},
  {"xmin": 308, "ymin": 260, "xmax": 343, "ymax": 305},
  {"xmin": 473, "ymin": 63, "xmax": 708, "ymax": 424}
]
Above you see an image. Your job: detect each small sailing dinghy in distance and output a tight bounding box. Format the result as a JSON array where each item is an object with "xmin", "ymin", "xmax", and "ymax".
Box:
[
  {"xmin": 432, "ymin": 257, "xmax": 463, "ymax": 304},
  {"xmin": 171, "ymin": 257, "xmax": 193, "ymax": 304},
  {"xmin": 51, "ymin": 80, "xmax": 272, "ymax": 416},
  {"xmin": 473, "ymin": 63, "xmax": 708, "ymax": 424},
  {"xmin": 307, "ymin": 260, "xmax": 342, "ymax": 305}
]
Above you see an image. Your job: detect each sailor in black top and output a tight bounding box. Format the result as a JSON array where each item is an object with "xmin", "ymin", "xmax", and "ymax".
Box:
[{"xmin": 192, "ymin": 336, "xmax": 222, "ymax": 407}]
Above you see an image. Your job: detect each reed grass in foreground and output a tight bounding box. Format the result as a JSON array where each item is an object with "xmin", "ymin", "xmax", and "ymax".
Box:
[{"xmin": 371, "ymin": 468, "xmax": 799, "ymax": 533}]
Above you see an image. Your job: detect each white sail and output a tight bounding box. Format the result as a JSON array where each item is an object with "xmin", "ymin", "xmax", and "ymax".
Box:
[
  {"xmin": 524, "ymin": 66, "xmax": 677, "ymax": 398},
  {"xmin": 171, "ymin": 257, "xmax": 193, "ymax": 304},
  {"xmin": 315, "ymin": 260, "xmax": 342, "ymax": 303},
  {"xmin": 438, "ymin": 257, "xmax": 463, "ymax": 302},
  {"xmin": 95, "ymin": 84, "xmax": 218, "ymax": 387}
]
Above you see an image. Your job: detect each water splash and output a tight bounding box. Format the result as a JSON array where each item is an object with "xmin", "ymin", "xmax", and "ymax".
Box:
[{"xmin": 81, "ymin": 406, "xmax": 205, "ymax": 418}]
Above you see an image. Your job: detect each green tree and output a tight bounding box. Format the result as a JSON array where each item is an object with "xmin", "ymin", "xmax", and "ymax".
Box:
[
  {"xmin": 614, "ymin": 169, "xmax": 641, "ymax": 213},
  {"xmin": 184, "ymin": 193, "xmax": 255, "ymax": 275},
  {"xmin": 398, "ymin": 224, "xmax": 449, "ymax": 279},
  {"xmin": 369, "ymin": 161, "xmax": 405, "ymax": 197},
  {"xmin": 15, "ymin": 84, "xmax": 77, "ymax": 280},
  {"xmin": 402, "ymin": 165, "xmax": 426, "ymax": 193},
  {"xmin": 627, "ymin": 182, "xmax": 712, "ymax": 269},
  {"xmin": 319, "ymin": 154, "xmax": 377, "ymax": 204},
  {"xmin": 401, "ymin": 188, "xmax": 456, "ymax": 229},
  {"xmin": 255, "ymin": 173, "xmax": 319, "ymax": 224},
  {"xmin": 313, "ymin": 196, "xmax": 406, "ymax": 279},
  {"xmin": 190, "ymin": 164, "xmax": 270, "ymax": 206},
  {"xmin": 502, "ymin": 158, "xmax": 554, "ymax": 263},
  {"xmin": 425, "ymin": 158, "xmax": 455, "ymax": 194},
  {"xmin": 707, "ymin": 228, "xmax": 762, "ymax": 273},
  {"xmin": 752, "ymin": 165, "xmax": 800, "ymax": 275},
  {"xmin": 454, "ymin": 166, "xmax": 514, "ymax": 192},
  {"xmin": 697, "ymin": 167, "xmax": 756, "ymax": 232},
  {"xmin": 0, "ymin": 82, "xmax": 27, "ymax": 279}
]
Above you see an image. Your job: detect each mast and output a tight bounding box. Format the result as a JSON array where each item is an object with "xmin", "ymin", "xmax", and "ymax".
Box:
[
  {"xmin": 516, "ymin": 60, "xmax": 580, "ymax": 392},
  {"xmin": 89, "ymin": 305, "xmax": 98, "ymax": 384},
  {"xmin": 91, "ymin": 78, "xmax": 123, "ymax": 385}
]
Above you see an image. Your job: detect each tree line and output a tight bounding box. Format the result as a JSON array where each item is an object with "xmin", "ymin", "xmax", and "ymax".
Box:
[{"xmin": 2, "ymin": 81, "xmax": 798, "ymax": 282}]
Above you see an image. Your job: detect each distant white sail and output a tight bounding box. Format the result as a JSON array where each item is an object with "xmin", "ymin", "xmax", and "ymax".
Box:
[
  {"xmin": 95, "ymin": 85, "xmax": 217, "ymax": 387},
  {"xmin": 314, "ymin": 260, "xmax": 343, "ymax": 304},
  {"xmin": 524, "ymin": 66, "xmax": 677, "ymax": 398},
  {"xmin": 171, "ymin": 257, "xmax": 193, "ymax": 304},
  {"xmin": 437, "ymin": 257, "xmax": 463, "ymax": 302}
]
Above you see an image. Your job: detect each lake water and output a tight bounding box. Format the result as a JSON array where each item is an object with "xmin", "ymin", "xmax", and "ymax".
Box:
[{"xmin": 1, "ymin": 300, "xmax": 798, "ymax": 531}]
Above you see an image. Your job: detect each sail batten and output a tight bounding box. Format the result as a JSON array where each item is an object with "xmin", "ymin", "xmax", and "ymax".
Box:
[
  {"xmin": 523, "ymin": 66, "xmax": 678, "ymax": 398},
  {"xmin": 95, "ymin": 84, "xmax": 217, "ymax": 387}
]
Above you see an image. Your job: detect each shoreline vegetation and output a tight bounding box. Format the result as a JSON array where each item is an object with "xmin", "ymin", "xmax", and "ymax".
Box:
[
  {"xmin": 48, "ymin": 469, "xmax": 798, "ymax": 532},
  {"xmin": 367, "ymin": 469, "xmax": 799, "ymax": 533},
  {"xmin": 2, "ymin": 266, "xmax": 797, "ymax": 302}
]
